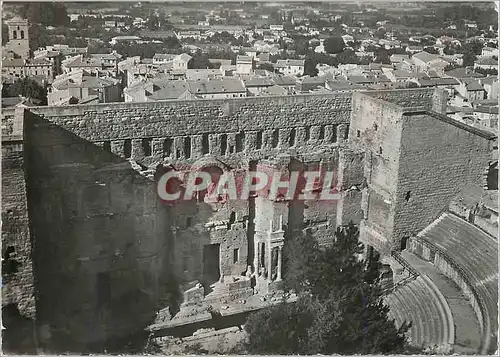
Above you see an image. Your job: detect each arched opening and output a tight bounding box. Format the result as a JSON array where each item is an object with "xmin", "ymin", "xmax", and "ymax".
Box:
[
  {"xmin": 2, "ymin": 246, "xmax": 19, "ymax": 274},
  {"xmin": 202, "ymin": 133, "xmax": 209, "ymax": 154},
  {"xmin": 183, "ymin": 137, "xmax": 191, "ymax": 159},
  {"xmin": 304, "ymin": 126, "xmax": 310, "ymax": 142},
  {"xmin": 102, "ymin": 141, "xmax": 111, "ymax": 152},
  {"xmin": 487, "ymin": 161, "xmax": 498, "ymax": 190},
  {"xmin": 220, "ymin": 134, "xmax": 227, "ymax": 155},
  {"xmin": 123, "ymin": 139, "xmax": 132, "ymax": 158},
  {"xmin": 256, "ymin": 131, "xmax": 263, "ymax": 149},
  {"xmin": 20, "ymin": 30, "xmax": 24, "ymax": 39},
  {"xmin": 198, "ymin": 165, "xmax": 224, "ymax": 202},
  {"xmin": 142, "ymin": 138, "xmax": 152, "ymax": 156},
  {"xmin": 330, "ymin": 124, "xmax": 338, "ymax": 143},
  {"xmin": 272, "ymin": 129, "xmax": 279, "ymax": 148},
  {"xmin": 163, "ymin": 138, "xmax": 173, "ymax": 157},
  {"xmin": 12, "ymin": 30, "xmax": 17, "ymax": 39},
  {"xmin": 318, "ymin": 125, "xmax": 325, "ymax": 140},
  {"xmin": 289, "ymin": 128, "xmax": 296, "ymax": 147},
  {"xmin": 400, "ymin": 236, "xmax": 409, "ymax": 251},
  {"xmin": 235, "ymin": 131, "xmax": 245, "ymax": 152}
]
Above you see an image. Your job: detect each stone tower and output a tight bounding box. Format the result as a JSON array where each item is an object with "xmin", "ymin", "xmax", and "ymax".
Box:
[{"xmin": 5, "ymin": 16, "xmax": 30, "ymax": 59}]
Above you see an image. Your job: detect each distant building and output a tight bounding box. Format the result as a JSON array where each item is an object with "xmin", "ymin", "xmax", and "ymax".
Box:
[
  {"xmin": 172, "ymin": 53, "xmax": 192, "ymax": 73},
  {"xmin": 474, "ymin": 105, "xmax": 498, "ymax": 129},
  {"xmin": 153, "ymin": 53, "xmax": 176, "ymax": 65},
  {"xmin": 479, "ymin": 76, "xmax": 499, "ymax": 100},
  {"xmin": 456, "ymin": 79, "xmax": 486, "ymax": 103},
  {"xmin": 243, "ymin": 77, "xmax": 275, "ymax": 96},
  {"xmin": 2, "ymin": 57, "xmax": 54, "ymax": 84},
  {"xmin": 4, "ymin": 17, "xmax": 30, "ymax": 59},
  {"xmin": 109, "ymin": 36, "xmax": 142, "ymax": 45},
  {"xmin": 236, "ymin": 55, "xmax": 253, "ymax": 75},
  {"xmin": 124, "ymin": 78, "xmax": 246, "ymax": 102},
  {"xmin": 474, "ymin": 57, "xmax": 499, "ymax": 71},
  {"xmin": 412, "ymin": 51, "xmax": 449, "ymax": 74},
  {"xmin": 482, "ymin": 47, "xmax": 499, "ymax": 58},
  {"xmin": 48, "ymin": 70, "xmax": 121, "ymax": 105},
  {"xmin": 62, "ymin": 52, "xmax": 122, "ymax": 77},
  {"xmin": 389, "ymin": 54, "xmax": 410, "ymax": 65},
  {"xmin": 275, "ymin": 59, "xmax": 305, "ymax": 77}
]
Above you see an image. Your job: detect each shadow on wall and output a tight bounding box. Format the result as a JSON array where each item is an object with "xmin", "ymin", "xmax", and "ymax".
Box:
[
  {"xmin": 2, "ymin": 304, "xmax": 37, "ymax": 354},
  {"xmin": 22, "ymin": 111, "xmax": 182, "ymax": 353}
]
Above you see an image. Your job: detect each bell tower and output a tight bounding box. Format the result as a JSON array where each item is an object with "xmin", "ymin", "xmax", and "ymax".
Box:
[{"xmin": 5, "ymin": 16, "xmax": 30, "ymax": 59}]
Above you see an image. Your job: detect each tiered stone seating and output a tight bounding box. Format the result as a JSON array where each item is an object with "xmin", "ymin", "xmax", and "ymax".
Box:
[
  {"xmin": 410, "ymin": 212, "xmax": 498, "ymax": 353},
  {"xmin": 385, "ymin": 275, "xmax": 454, "ymax": 352}
]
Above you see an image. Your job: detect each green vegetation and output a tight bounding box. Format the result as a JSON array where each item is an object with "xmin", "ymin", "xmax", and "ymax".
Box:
[
  {"xmin": 245, "ymin": 223, "xmax": 414, "ymax": 355},
  {"xmin": 2, "ymin": 78, "xmax": 47, "ymax": 105}
]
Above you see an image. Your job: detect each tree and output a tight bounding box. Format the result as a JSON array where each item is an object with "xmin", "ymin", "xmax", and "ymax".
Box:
[
  {"xmin": 257, "ymin": 63, "xmax": 275, "ymax": 72},
  {"xmin": 463, "ymin": 47, "xmax": 477, "ymax": 67},
  {"xmin": 2, "ymin": 23, "xmax": 8, "ymax": 45},
  {"xmin": 303, "ymin": 58, "xmax": 319, "ymax": 77},
  {"xmin": 2, "ymin": 78, "xmax": 47, "ymax": 105},
  {"xmin": 20, "ymin": 3, "xmax": 69, "ymax": 27},
  {"xmin": 245, "ymin": 223, "xmax": 413, "ymax": 355},
  {"xmin": 475, "ymin": 67, "xmax": 498, "ymax": 76},
  {"xmin": 423, "ymin": 47, "xmax": 439, "ymax": 54},
  {"xmin": 374, "ymin": 28, "xmax": 387, "ymax": 39},
  {"xmin": 189, "ymin": 51, "xmax": 214, "ymax": 69},
  {"xmin": 324, "ymin": 36, "xmax": 345, "ymax": 54}
]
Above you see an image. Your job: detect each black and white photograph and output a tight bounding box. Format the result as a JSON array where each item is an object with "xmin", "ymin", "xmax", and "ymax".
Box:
[{"xmin": 1, "ymin": 1, "xmax": 498, "ymax": 355}]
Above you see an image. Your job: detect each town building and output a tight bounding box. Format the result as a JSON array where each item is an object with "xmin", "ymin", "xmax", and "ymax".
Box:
[
  {"xmin": 4, "ymin": 17, "xmax": 30, "ymax": 59},
  {"xmin": 236, "ymin": 55, "xmax": 253, "ymax": 75},
  {"xmin": 2, "ymin": 57, "xmax": 54, "ymax": 84},
  {"xmin": 275, "ymin": 59, "xmax": 305, "ymax": 77},
  {"xmin": 47, "ymin": 70, "xmax": 122, "ymax": 105}
]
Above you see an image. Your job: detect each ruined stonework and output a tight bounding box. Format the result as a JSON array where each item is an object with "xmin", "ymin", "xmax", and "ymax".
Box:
[
  {"xmin": 1, "ymin": 88, "xmax": 495, "ymax": 352},
  {"xmin": 349, "ymin": 92, "xmax": 494, "ymax": 253}
]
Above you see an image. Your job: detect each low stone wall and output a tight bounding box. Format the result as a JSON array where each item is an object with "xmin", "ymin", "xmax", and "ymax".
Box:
[{"xmin": 407, "ymin": 236, "xmax": 491, "ymax": 354}]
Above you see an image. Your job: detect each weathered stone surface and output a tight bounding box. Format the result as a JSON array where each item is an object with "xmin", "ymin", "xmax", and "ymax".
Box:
[{"xmin": 1, "ymin": 88, "xmax": 494, "ymax": 352}]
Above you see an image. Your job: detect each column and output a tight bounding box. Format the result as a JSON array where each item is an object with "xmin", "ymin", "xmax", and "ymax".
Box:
[
  {"xmin": 268, "ymin": 246, "xmax": 273, "ymax": 282},
  {"xmin": 254, "ymin": 240, "xmax": 260, "ymax": 274},
  {"xmin": 276, "ymin": 246, "xmax": 282, "ymax": 281}
]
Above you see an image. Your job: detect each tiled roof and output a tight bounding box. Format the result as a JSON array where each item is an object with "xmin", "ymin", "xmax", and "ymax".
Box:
[
  {"xmin": 243, "ymin": 77, "xmax": 275, "ymax": 87},
  {"xmin": 188, "ymin": 78, "xmax": 245, "ymax": 94},
  {"xmin": 445, "ymin": 67, "xmax": 484, "ymax": 79},
  {"xmin": 475, "ymin": 57, "xmax": 498, "ymax": 66},
  {"xmin": 463, "ymin": 79, "xmax": 485, "ymax": 91},
  {"xmin": 272, "ymin": 75, "xmax": 296, "ymax": 86},
  {"xmin": 412, "ymin": 51, "xmax": 440, "ymax": 64},
  {"xmin": 275, "ymin": 59, "xmax": 305, "ymax": 67},
  {"xmin": 236, "ymin": 55, "xmax": 253, "ymax": 63}
]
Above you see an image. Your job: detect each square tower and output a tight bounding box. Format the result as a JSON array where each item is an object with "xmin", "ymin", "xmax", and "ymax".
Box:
[{"xmin": 5, "ymin": 17, "xmax": 30, "ymax": 59}]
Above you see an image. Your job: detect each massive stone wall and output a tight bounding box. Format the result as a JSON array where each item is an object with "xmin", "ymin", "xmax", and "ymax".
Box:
[
  {"xmin": 2, "ymin": 141, "xmax": 35, "ymax": 317},
  {"xmin": 2, "ymin": 88, "xmax": 455, "ymax": 351},
  {"xmin": 23, "ymin": 112, "xmax": 178, "ymax": 351},
  {"xmin": 364, "ymin": 88, "xmax": 447, "ymax": 113},
  {"xmin": 348, "ymin": 93, "xmax": 405, "ymax": 252},
  {"xmin": 393, "ymin": 112, "xmax": 494, "ymax": 247},
  {"xmin": 26, "ymin": 94, "xmax": 353, "ymax": 167},
  {"xmin": 2, "ymin": 140, "xmax": 37, "ymax": 353},
  {"xmin": 348, "ymin": 90, "xmax": 494, "ymax": 252}
]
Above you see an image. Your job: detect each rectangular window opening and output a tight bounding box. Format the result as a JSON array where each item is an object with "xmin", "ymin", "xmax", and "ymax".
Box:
[
  {"xmin": 256, "ymin": 131, "xmax": 263, "ymax": 149},
  {"xmin": 220, "ymin": 134, "xmax": 228, "ymax": 155},
  {"xmin": 142, "ymin": 138, "xmax": 152, "ymax": 156},
  {"xmin": 123, "ymin": 139, "xmax": 132, "ymax": 158},
  {"xmin": 233, "ymin": 248, "xmax": 239, "ymax": 264},
  {"xmin": 184, "ymin": 137, "xmax": 191, "ymax": 159},
  {"xmin": 202, "ymin": 133, "xmax": 210, "ymax": 154}
]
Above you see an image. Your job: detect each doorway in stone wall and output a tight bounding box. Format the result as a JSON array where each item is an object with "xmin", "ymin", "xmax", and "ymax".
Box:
[{"xmin": 203, "ymin": 244, "xmax": 221, "ymax": 289}]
